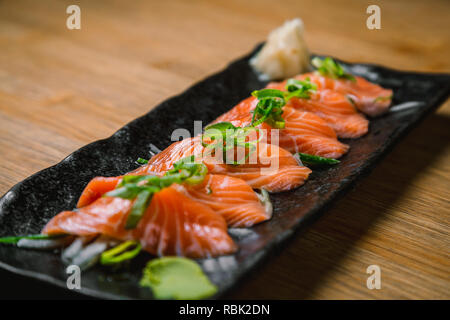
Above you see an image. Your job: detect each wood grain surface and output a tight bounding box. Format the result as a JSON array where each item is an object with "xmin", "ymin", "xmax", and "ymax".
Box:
[{"xmin": 0, "ymin": 0, "xmax": 449, "ymax": 299}]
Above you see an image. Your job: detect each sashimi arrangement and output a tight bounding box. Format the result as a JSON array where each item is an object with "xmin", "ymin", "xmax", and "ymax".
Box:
[
  {"xmin": 0, "ymin": 16, "xmax": 402, "ymax": 301},
  {"xmin": 0, "ymin": 53, "xmax": 393, "ymax": 298}
]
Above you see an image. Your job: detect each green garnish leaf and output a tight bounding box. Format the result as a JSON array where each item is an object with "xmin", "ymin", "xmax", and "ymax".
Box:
[
  {"xmin": 168, "ymin": 156, "xmax": 208, "ymax": 185},
  {"xmin": 0, "ymin": 234, "xmax": 66, "ymax": 245},
  {"xmin": 250, "ymin": 89, "xmax": 285, "ymax": 128},
  {"xmin": 286, "ymin": 78, "xmax": 317, "ymax": 94},
  {"xmin": 105, "ymin": 185, "xmax": 143, "ymax": 199},
  {"xmin": 140, "ymin": 257, "xmax": 217, "ymax": 300},
  {"xmin": 202, "ymin": 123, "xmax": 261, "ymax": 165},
  {"xmin": 126, "ymin": 189, "xmax": 153, "ymax": 229},
  {"xmin": 204, "ymin": 122, "xmax": 237, "ymax": 132},
  {"xmin": 298, "ymin": 153, "xmax": 340, "ymax": 166},
  {"xmin": 202, "ymin": 79, "xmax": 317, "ymax": 164},
  {"xmin": 100, "ymin": 241, "xmax": 142, "ymax": 265},
  {"xmin": 311, "ymin": 57, "xmax": 356, "ymax": 82},
  {"xmin": 137, "ymin": 157, "xmax": 149, "ymax": 164},
  {"xmin": 170, "ymin": 155, "xmax": 197, "ymax": 169},
  {"xmin": 251, "ymin": 88, "xmax": 285, "ymax": 100},
  {"xmin": 250, "ymin": 79, "xmax": 317, "ymax": 129}
]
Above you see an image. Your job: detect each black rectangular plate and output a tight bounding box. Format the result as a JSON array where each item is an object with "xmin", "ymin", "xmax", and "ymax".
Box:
[{"xmin": 0, "ymin": 45, "xmax": 449, "ymax": 299}]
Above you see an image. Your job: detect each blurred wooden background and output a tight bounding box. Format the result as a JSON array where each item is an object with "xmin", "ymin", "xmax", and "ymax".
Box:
[{"xmin": 0, "ymin": 0, "xmax": 449, "ymax": 299}]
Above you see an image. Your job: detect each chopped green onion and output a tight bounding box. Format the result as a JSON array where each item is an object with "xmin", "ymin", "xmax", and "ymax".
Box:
[
  {"xmin": 298, "ymin": 153, "xmax": 340, "ymax": 166},
  {"xmin": 311, "ymin": 57, "xmax": 356, "ymax": 82},
  {"xmin": 100, "ymin": 241, "xmax": 142, "ymax": 265},
  {"xmin": 204, "ymin": 122, "xmax": 237, "ymax": 132},
  {"xmin": 285, "ymin": 78, "xmax": 317, "ymax": 97},
  {"xmin": 126, "ymin": 190, "xmax": 153, "ymax": 229},
  {"xmin": 202, "ymin": 80, "xmax": 317, "ymax": 165},
  {"xmin": 250, "ymin": 79, "xmax": 316, "ymax": 129},
  {"xmin": 105, "ymin": 185, "xmax": 144, "ymax": 199},
  {"xmin": 203, "ymin": 123, "xmax": 261, "ymax": 165},
  {"xmin": 137, "ymin": 157, "xmax": 149, "ymax": 164},
  {"xmin": 0, "ymin": 234, "xmax": 66, "ymax": 245}
]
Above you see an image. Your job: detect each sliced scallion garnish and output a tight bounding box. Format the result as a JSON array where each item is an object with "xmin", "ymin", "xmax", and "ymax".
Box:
[
  {"xmin": 100, "ymin": 240, "xmax": 142, "ymax": 265},
  {"xmin": 298, "ymin": 153, "xmax": 340, "ymax": 166},
  {"xmin": 250, "ymin": 79, "xmax": 317, "ymax": 129},
  {"xmin": 126, "ymin": 190, "xmax": 154, "ymax": 229},
  {"xmin": 311, "ymin": 57, "xmax": 356, "ymax": 82},
  {"xmin": 374, "ymin": 95, "xmax": 392, "ymax": 103},
  {"xmin": 285, "ymin": 78, "xmax": 317, "ymax": 100},
  {"xmin": 137, "ymin": 157, "xmax": 149, "ymax": 164},
  {"xmin": 202, "ymin": 79, "xmax": 317, "ymax": 165},
  {"xmin": 203, "ymin": 123, "xmax": 260, "ymax": 165},
  {"xmin": 0, "ymin": 234, "xmax": 66, "ymax": 245}
]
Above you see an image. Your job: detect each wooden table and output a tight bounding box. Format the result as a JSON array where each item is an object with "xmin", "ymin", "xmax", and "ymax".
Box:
[{"xmin": 0, "ymin": 0, "xmax": 448, "ymax": 299}]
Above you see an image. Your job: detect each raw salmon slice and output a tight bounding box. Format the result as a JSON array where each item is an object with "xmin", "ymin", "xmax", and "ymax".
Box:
[
  {"xmin": 214, "ymin": 96, "xmax": 259, "ymax": 124},
  {"xmin": 133, "ymin": 137, "xmax": 311, "ymax": 193},
  {"xmin": 77, "ymin": 177, "xmax": 121, "ymax": 208},
  {"xmin": 76, "ymin": 174, "xmax": 272, "ymax": 228},
  {"xmin": 130, "ymin": 138, "xmax": 203, "ymax": 176},
  {"xmin": 214, "ymin": 105, "xmax": 349, "ymax": 159},
  {"xmin": 286, "ymin": 89, "xmax": 369, "ymax": 138},
  {"xmin": 43, "ymin": 185, "xmax": 237, "ymax": 258},
  {"xmin": 265, "ymin": 81, "xmax": 368, "ymax": 138},
  {"xmin": 176, "ymin": 174, "xmax": 272, "ymax": 227},
  {"xmin": 297, "ymin": 73, "xmax": 393, "ymax": 117}
]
